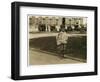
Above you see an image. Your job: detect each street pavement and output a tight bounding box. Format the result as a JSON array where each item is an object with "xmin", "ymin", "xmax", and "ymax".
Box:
[{"xmin": 29, "ymin": 48, "xmax": 83, "ymax": 65}]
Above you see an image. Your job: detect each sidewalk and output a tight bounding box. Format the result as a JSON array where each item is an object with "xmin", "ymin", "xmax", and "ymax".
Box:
[
  {"xmin": 29, "ymin": 32, "xmax": 86, "ymax": 39},
  {"xmin": 29, "ymin": 48, "xmax": 83, "ymax": 65}
]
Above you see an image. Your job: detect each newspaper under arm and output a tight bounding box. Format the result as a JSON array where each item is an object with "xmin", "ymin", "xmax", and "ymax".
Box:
[{"xmin": 56, "ymin": 32, "xmax": 68, "ymax": 45}]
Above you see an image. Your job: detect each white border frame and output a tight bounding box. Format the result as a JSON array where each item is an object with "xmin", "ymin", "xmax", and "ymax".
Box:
[{"xmin": 20, "ymin": 6, "xmax": 95, "ymax": 76}]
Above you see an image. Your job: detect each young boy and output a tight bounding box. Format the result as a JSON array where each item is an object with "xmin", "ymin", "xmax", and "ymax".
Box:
[{"xmin": 56, "ymin": 29, "xmax": 68, "ymax": 58}]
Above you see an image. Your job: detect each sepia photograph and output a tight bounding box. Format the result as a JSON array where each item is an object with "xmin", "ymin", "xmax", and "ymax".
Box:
[{"xmin": 28, "ymin": 15, "xmax": 87, "ymax": 65}]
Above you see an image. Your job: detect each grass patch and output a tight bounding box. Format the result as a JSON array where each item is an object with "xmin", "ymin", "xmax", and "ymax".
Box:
[{"xmin": 29, "ymin": 36, "xmax": 87, "ymax": 60}]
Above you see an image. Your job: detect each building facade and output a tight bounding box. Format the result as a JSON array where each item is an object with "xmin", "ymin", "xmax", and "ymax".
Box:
[{"xmin": 29, "ymin": 16, "xmax": 87, "ymax": 32}]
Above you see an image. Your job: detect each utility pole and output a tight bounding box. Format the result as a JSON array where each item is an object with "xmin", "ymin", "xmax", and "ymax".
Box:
[{"xmin": 60, "ymin": 17, "xmax": 65, "ymax": 31}]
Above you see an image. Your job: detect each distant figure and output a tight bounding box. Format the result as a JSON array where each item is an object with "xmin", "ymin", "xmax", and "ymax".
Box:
[
  {"xmin": 67, "ymin": 25, "xmax": 72, "ymax": 31},
  {"xmin": 56, "ymin": 25, "xmax": 60, "ymax": 32},
  {"xmin": 56, "ymin": 29, "xmax": 68, "ymax": 58},
  {"xmin": 74, "ymin": 22, "xmax": 79, "ymax": 31},
  {"xmin": 72, "ymin": 25, "xmax": 75, "ymax": 31},
  {"xmin": 65, "ymin": 25, "xmax": 68, "ymax": 31},
  {"xmin": 48, "ymin": 25, "xmax": 51, "ymax": 32}
]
